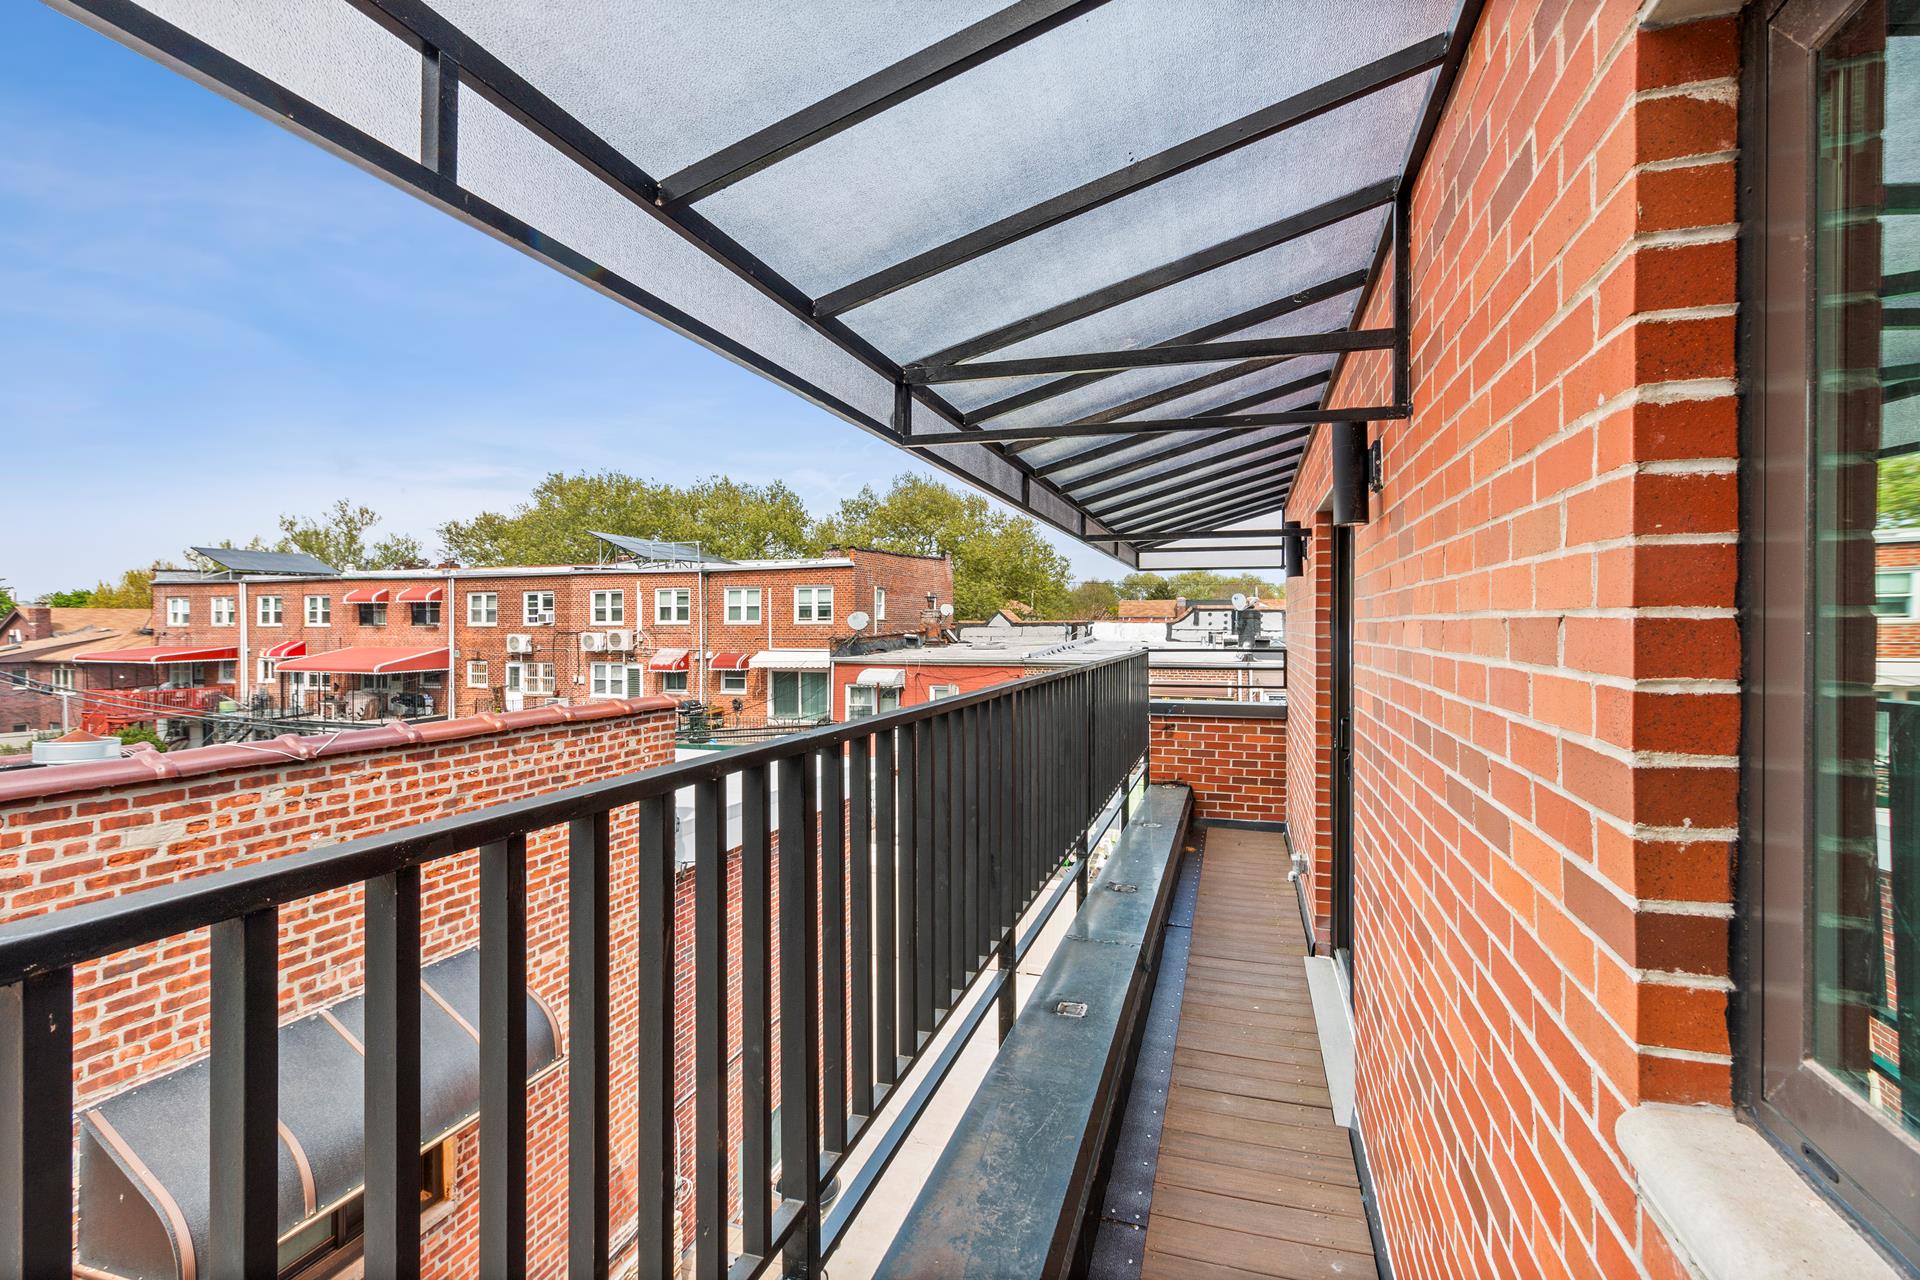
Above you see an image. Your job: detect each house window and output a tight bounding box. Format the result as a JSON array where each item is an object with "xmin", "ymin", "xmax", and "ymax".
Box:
[
  {"xmin": 505, "ymin": 662, "xmax": 555, "ymax": 694},
  {"xmin": 846, "ymin": 683, "xmax": 900, "ymax": 719},
  {"xmin": 875, "ymin": 587, "xmax": 886, "ymax": 621},
  {"xmin": 259, "ymin": 658, "xmax": 278, "ymax": 683},
  {"xmin": 216, "ymin": 660, "xmax": 236, "ymax": 684},
  {"xmin": 1875, "ymin": 571, "xmax": 1916, "ymax": 619},
  {"xmin": 467, "ymin": 660, "xmax": 488, "ymax": 689},
  {"xmin": 661, "ymin": 670, "xmax": 689, "ymax": 695},
  {"xmin": 276, "ymin": 1139, "xmax": 451, "ymax": 1278},
  {"xmin": 51, "ymin": 666, "xmax": 74, "ymax": 692},
  {"xmin": 257, "ymin": 595, "xmax": 283, "ymax": 626},
  {"xmin": 1750, "ymin": 7, "xmax": 1920, "ymax": 1263},
  {"xmin": 770, "ymin": 670, "xmax": 828, "ymax": 721},
  {"xmin": 590, "ymin": 662, "xmax": 625, "ymax": 697},
  {"xmin": 358, "ymin": 603, "xmax": 388, "ymax": 627},
  {"xmin": 304, "ymin": 595, "xmax": 330, "ymax": 626},
  {"xmin": 410, "ymin": 602, "xmax": 441, "ymax": 627},
  {"xmin": 725, "ymin": 587, "xmax": 761, "ymax": 624},
  {"xmin": 522, "ymin": 591, "xmax": 555, "ymax": 625},
  {"xmin": 591, "ymin": 590, "xmax": 625, "ymax": 624},
  {"xmin": 166, "ymin": 597, "xmax": 190, "ymax": 626},
  {"xmin": 166, "ymin": 663, "xmax": 201, "ymax": 687},
  {"xmin": 794, "ymin": 586, "xmax": 834, "ymax": 624},
  {"xmin": 720, "ymin": 670, "xmax": 748, "ymax": 695},
  {"xmin": 928, "ymin": 684, "xmax": 960, "ymax": 700},
  {"xmin": 655, "ymin": 588, "xmax": 690, "ymax": 624},
  {"xmin": 467, "ymin": 592, "xmax": 498, "ymax": 625},
  {"xmin": 210, "ymin": 597, "xmax": 235, "ymax": 627}
]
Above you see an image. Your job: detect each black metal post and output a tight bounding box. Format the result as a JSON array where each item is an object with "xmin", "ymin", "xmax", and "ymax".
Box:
[
  {"xmin": 567, "ymin": 812, "xmax": 611, "ymax": 1278},
  {"xmin": 479, "ymin": 836, "xmax": 528, "ymax": 1276},
  {"xmin": 209, "ymin": 907, "xmax": 278, "ymax": 1276},
  {"xmin": 777, "ymin": 754, "xmax": 823, "ymax": 1276},
  {"xmin": 0, "ymin": 968, "xmax": 71, "ymax": 1276},
  {"xmin": 364, "ymin": 868, "xmax": 422, "ymax": 1276},
  {"xmin": 635, "ymin": 796, "xmax": 677, "ymax": 1278}
]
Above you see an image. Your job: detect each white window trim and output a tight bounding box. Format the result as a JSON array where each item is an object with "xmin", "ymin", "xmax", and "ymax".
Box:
[
  {"xmin": 591, "ymin": 590, "xmax": 626, "ymax": 625},
  {"xmin": 305, "ymin": 595, "xmax": 331, "ymax": 626},
  {"xmin": 523, "ymin": 591, "xmax": 556, "ymax": 626},
  {"xmin": 467, "ymin": 592, "xmax": 498, "ymax": 626},
  {"xmin": 257, "ymin": 596, "xmax": 283, "ymax": 627},
  {"xmin": 1876, "ymin": 570, "xmax": 1918, "ymax": 619},
  {"xmin": 875, "ymin": 587, "xmax": 886, "ymax": 621},
  {"xmin": 466, "ymin": 660, "xmax": 489, "ymax": 689},
  {"xmin": 655, "ymin": 588, "xmax": 691, "ymax": 624},
  {"xmin": 794, "ymin": 585, "xmax": 835, "ymax": 625},
  {"xmin": 725, "ymin": 587, "xmax": 762, "ymax": 624},
  {"xmin": 210, "ymin": 597, "xmax": 236, "ymax": 627},
  {"xmin": 660, "ymin": 670, "xmax": 689, "ymax": 694},
  {"xmin": 719, "ymin": 670, "xmax": 748, "ymax": 694},
  {"xmin": 166, "ymin": 597, "xmax": 191, "ymax": 626},
  {"xmin": 929, "ymin": 684, "xmax": 960, "ymax": 700}
]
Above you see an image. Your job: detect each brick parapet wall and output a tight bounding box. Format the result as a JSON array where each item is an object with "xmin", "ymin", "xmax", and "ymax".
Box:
[
  {"xmin": 1285, "ymin": 5, "xmax": 1739, "ymax": 1278},
  {"xmin": 0, "ymin": 698, "xmax": 678, "ymax": 1278},
  {"xmin": 1148, "ymin": 707, "xmax": 1287, "ymax": 825}
]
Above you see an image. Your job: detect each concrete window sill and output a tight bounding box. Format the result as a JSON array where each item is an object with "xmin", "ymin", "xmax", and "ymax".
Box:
[{"xmin": 1616, "ymin": 1104, "xmax": 1900, "ymax": 1280}]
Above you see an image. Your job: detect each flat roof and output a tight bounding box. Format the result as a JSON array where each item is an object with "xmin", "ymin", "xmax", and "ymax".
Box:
[{"xmin": 152, "ymin": 558, "xmax": 858, "ymax": 586}]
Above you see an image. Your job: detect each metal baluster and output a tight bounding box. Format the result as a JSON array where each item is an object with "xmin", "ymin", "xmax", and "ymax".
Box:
[
  {"xmin": 0, "ymin": 967, "xmax": 72, "ymax": 1276},
  {"xmin": 819, "ymin": 745, "xmax": 848, "ymax": 1158},
  {"xmin": 930, "ymin": 713, "xmax": 951, "ymax": 1016},
  {"xmin": 898, "ymin": 724, "xmax": 920, "ymax": 1058},
  {"xmin": 777, "ymin": 754, "xmax": 823, "ymax": 1275},
  {"xmin": 849, "ymin": 734, "xmax": 875, "ymax": 1120},
  {"xmin": 568, "ymin": 811, "xmax": 611, "ymax": 1278},
  {"xmin": 946, "ymin": 710, "xmax": 965, "ymax": 994},
  {"xmin": 963, "ymin": 703, "xmax": 980, "ymax": 979},
  {"xmin": 364, "ymin": 868, "xmax": 422, "ymax": 1276},
  {"xmin": 480, "ymin": 836, "xmax": 528, "ymax": 1276},
  {"xmin": 692, "ymin": 779, "xmax": 728, "ymax": 1280},
  {"xmin": 635, "ymin": 795, "xmax": 677, "ymax": 1278},
  {"xmin": 875, "ymin": 729, "xmax": 900, "ymax": 1086},
  {"xmin": 913, "ymin": 720, "xmax": 935, "ymax": 1042},
  {"xmin": 741, "ymin": 763, "xmax": 772, "ymax": 1262},
  {"xmin": 210, "ymin": 907, "xmax": 278, "ymax": 1275}
]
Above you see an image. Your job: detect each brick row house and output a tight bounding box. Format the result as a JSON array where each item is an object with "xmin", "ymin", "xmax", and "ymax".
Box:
[
  {"xmin": 96, "ymin": 540, "xmax": 951, "ymax": 732},
  {"xmin": 0, "ymin": 606, "xmax": 151, "ymax": 736}
]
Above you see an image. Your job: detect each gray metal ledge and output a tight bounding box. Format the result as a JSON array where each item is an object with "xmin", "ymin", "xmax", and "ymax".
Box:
[
  {"xmin": 1148, "ymin": 699, "xmax": 1287, "ymax": 719},
  {"xmin": 873, "ymin": 784, "xmax": 1194, "ymax": 1279}
]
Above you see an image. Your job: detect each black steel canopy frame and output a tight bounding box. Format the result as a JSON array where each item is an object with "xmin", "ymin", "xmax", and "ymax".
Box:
[{"xmin": 42, "ymin": 0, "xmax": 1484, "ymax": 566}]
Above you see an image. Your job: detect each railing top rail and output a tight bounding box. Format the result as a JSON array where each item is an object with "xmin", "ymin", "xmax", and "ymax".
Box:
[{"xmin": 0, "ymin": 650, "xmax": 1146, "ymax": 986}]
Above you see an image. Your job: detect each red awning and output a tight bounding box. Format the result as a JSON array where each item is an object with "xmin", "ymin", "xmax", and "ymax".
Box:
[
  {"xmin": 340, "ymin": 587, "xmax": 390, "ymax": 605},
  {"xmin": 394, "ymin": 584, "xmax": 442, "ymax": 604},
  {"xmin": 72, "ymin": 645, "xmax": 238, "ymax": 665},
  {"xmin": 274, "ymin": 646, "xmax": 449, "ymax": 675},
  {"xmin": 648, "ymin": 648, "xmax": 690, "ymax": 672},
  {"xmin": 261, "ymin": 640, "xmax": 306, "ymax": 660},
  {"xmin": 707, "ymin": 652, "xmax": 753, "ymax": 671}
]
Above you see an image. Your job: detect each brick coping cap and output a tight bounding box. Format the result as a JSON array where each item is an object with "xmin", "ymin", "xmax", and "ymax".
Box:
[{"xmin": 0, "ymin": 697, "xmax": 677, "ymax": 804}]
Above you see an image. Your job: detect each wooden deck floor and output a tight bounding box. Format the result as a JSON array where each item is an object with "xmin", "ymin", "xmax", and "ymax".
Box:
[{"xmin": 1141, "ymin": 828, "xmax": 1378, "ymax": 1280}]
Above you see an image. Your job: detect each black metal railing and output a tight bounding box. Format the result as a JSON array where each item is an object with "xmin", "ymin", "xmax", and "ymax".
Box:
[{"xmin": 0, "ymin": 650, "xmax": 1148, "ymax": 1278}]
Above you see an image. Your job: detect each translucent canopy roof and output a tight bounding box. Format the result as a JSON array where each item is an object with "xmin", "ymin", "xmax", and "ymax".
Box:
[{"xmin": 68, "ymin": 0, "xmax": 1481, "ymax": 569}]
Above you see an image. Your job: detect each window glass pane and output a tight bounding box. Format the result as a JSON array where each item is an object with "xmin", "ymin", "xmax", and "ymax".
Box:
[
  {"xmin": 800, "ymin": 672, "xmax": 829, "ymax": 720},
  {"xmin": 1812, "ymin": 5, "xmax": 1920, "ymax": 1140}
]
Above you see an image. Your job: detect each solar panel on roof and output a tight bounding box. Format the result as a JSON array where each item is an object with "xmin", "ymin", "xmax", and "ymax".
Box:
[
  {"xmin": 188, "ymin": 547, "xmax": 340, "ymax": 575},
  {"xmin": 589, "ymin": 531, "xmax": 736, "ymax": 565}
]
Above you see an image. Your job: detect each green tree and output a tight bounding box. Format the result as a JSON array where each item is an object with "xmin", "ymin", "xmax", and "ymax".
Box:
[
  {"xmin": 0, "ymin": 587, "xmax": 13, "ymax": 617},
  {"xmin": 440, "ymin": 472, "xmax": 818, "ymax": 565},
  {"xmin": 1880, "ymin": 453, "xmax": 1920, "ymax": 528},
  {"xmin": 1117, "ymin": 572, "xmax": 1177, "ymax": 600},
  {"xmin": 1062, "ymin": 580, "xmax": 1120, "ymax": 619},
  {"xmin": 114, "ymin": 724, "xmax": 168, "ymax": 752},
  {"xmin": 46, "ymin": 588, "xmax": 95, "ymax": 607},
  {"xmin": 814, "ymin": 475, "xmax": 1071, "ymax": 619},
  {"xmin": 64, "ymin": 568, "xmax": 156, "ymax": 609},
  {"xmin": 1168, "ymin": 569, "xmax": 1284, "ymax": 602},
  {"xmin": 275, "ymin": 500, "xmax": 424, "ymax": 570}
]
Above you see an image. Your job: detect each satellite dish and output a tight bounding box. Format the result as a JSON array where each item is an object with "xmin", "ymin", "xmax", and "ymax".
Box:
[
  {"xmin": 939, "ymin": 603, "xmax": 954, "ymax": 617},
  {"xmin": 847, "ymin": 610, "xmax": 871, "ymax": 631},
  {"xmin": 1231, "ymin": 593, "xmax": 1249, "ymax": 610}
]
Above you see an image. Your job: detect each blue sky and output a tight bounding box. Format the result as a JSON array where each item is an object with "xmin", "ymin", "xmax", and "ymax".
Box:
[{"xmin": 0, "ymin": 3, "xmax": 1128, "ymax": 597}]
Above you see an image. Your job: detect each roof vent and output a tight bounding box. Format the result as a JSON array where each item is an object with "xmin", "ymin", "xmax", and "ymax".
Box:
[{"xmin": 32, "ymin": 729, "xmax": 122, "ymax": 766}]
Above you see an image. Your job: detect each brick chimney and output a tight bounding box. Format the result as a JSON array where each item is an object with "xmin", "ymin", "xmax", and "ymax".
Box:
[{"xmin": 22, "ymin": 606, "xmax": 52, "ymax": 640}]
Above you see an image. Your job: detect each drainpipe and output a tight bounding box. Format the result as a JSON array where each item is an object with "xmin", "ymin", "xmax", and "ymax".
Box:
[
  {"xmin": 237, "ymin": 581, "xmax": 250, "ymax": 701},
  {"xmin": 696, "ymin": 546, "xmax": 708, "ymax": 704},
  {"xmin": 445, "ymin": 569, "xmax": 456, "ymax": 718}
]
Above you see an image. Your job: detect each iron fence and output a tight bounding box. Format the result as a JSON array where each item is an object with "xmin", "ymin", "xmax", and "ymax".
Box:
[{"xmin": 0, "ymin": 650, "xmax": 1148, "ymax": 1278}]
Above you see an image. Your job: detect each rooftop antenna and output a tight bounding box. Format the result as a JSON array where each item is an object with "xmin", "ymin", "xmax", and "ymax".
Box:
[{"xmin": 848, "ymin": 610, "xmax": 871, "ymax": 632}]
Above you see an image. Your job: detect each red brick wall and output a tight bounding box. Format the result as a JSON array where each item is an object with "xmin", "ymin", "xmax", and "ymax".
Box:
[
  {"xmin": 1149, "ymin": 709, "xmax": 1287, "ymax": 824},
  {"xmin": 0, "ymin": 699, "xmax": 677, "ymax": 1278},
  {"xmin": 0, "ymin": 660, "xmax": 83, "ymax": 735},
  {"xmin": 1877, "ymin": 541, "xmax": 1920, "ymax": 657},
  {"xmin": 1284, "ymin": 6, "xmax": 1739, "ymax": 1277}
]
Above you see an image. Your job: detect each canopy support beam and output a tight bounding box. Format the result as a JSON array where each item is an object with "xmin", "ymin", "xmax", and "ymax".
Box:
[
  {"xmin": 908, "ymin": 330, "xmax": 1393, "ymax": 383},
  {"xmin": 914, "ymin": 405, "xmax": 1398, "ymax": 446}
]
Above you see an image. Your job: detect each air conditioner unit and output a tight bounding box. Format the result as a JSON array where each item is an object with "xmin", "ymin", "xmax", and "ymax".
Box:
[
  {"xmin": 580, "ymin": 632, "xmax": 606, "ymax": 652},
  {"xmin": 605, "ymin": 629, "xmax": 633, "ymax": 651},
  {"xmin": 506, "ymin": 634, "xmax": 534, "ymax": 654}
]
